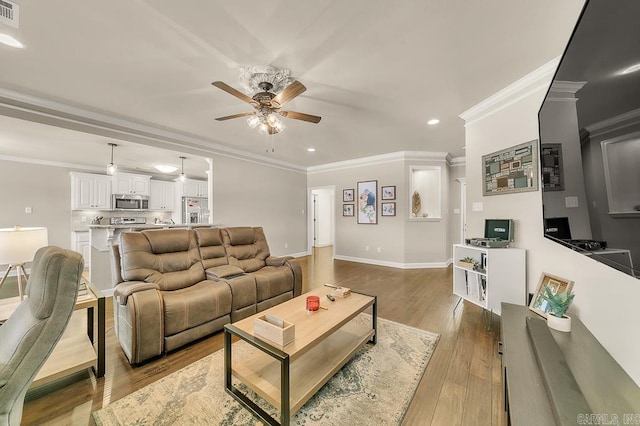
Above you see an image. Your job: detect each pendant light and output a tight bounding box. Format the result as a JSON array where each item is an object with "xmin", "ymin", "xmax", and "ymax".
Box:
[
  {"xmin": 179, "ymin": 156, "xmax": 186, "ymax": 182},
  {"xmin": 107, "ymin": 143, "xmax": 118, "ymax": 175}
]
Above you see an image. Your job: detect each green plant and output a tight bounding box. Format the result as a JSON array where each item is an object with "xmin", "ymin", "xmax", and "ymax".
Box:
[
  {"xmin": 541, "ymin": 285, "xmax": 575, "ymax": 317},
  {"xmin": 460, "ymin": 257, "xmax": 478, "ymax": 266}
]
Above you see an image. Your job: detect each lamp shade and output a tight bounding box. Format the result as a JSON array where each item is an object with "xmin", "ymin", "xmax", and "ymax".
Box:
[{"xmin": 0, "ymin": 227, "xmax": 48, "ymax": 265}]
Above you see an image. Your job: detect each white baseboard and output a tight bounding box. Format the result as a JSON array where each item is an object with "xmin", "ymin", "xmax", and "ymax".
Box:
[{"xmin": 334, "ymin": 255, "xmax": 452, "ymax": 270}]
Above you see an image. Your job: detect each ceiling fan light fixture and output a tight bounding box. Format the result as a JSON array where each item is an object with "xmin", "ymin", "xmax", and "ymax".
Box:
[
  {"xmin": 266, "ymin": 113, "xmax": 279, "ymax": 126},
  {"xmin": 106, "ymin": 143, "xmax": 118, "ymax": 175},
  {"xmin": 247, "ymin": 115, "xmax": 261, "ymax": 128},
  {"xmin": 272, "ymin": 121, "xmax": 285, "ymax": 133},
  {"xmin": 259, "ymin": 123, "xmax": 270, "ymax": 134}
]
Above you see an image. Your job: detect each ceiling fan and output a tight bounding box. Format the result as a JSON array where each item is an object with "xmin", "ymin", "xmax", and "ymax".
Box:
[{"xmin": 211, "ymin": 80, "xmax": 321, "ymax": 134}]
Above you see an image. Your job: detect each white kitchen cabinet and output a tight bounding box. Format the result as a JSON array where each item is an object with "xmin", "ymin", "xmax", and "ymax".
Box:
[
  {"xmin": 112, "ymin": 172, "xmax": 150, "ymax": 195},
  {"xmin": 149, "ymin": 180, "xmax": 176, "ymax": 210},
  {"xmin": 181, "ymin": 179, "xmax": 208, "ymax": 197},
  {"xmin": 70, "ymin": 172, "xmax": 112, "ymax": 210},
  {"xmin": 452, "ymin": 244, "xmax": 525, "ymax": 315},
  {"xmin": 72, "ymin": 231, "xmax": 91, "ymax": 269}
]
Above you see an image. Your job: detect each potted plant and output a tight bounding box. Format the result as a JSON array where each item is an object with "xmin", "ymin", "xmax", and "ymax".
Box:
[
  {"xmin": 457, "ymin": 256, "xmax": 477, "ymax": 270},
  {"xmin": 541, "ymin": 284, "xmax": 575, "ymax": 332}
]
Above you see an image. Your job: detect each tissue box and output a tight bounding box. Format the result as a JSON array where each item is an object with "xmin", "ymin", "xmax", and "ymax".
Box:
[
  {"xmin": 333, "ymin": 287, "xmax": 351, "ymax": 298},
  {"xmin": 254, "ymin": 315, "xmax": 295, "ymax": 347}
]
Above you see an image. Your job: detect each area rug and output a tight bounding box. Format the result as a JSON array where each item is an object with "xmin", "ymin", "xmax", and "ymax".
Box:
[{"xmin": 93, "ymin": 315, "xmax": 439, "ymax": 425}]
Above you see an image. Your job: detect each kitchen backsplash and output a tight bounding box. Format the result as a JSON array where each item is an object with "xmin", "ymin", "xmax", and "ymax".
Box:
[{"xmin": 70, "ymin": 210, "xmax": 173, "ymax": 229}]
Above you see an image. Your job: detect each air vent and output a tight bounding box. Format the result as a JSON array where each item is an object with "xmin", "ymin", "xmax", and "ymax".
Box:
[{"xmin": 0, "ymin": 0, "xmax": 19, "ymax": 28}]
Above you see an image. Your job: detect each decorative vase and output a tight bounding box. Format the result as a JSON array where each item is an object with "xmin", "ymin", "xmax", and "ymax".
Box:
[{"xmin": 547, "ymin": 313, "xmax": 571, "ymax": 332}]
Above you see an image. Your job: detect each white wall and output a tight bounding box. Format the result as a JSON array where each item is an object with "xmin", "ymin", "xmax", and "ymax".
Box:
[
  {"xmin": 308, "ymin": 153, "xmax": 452, "ymax": 267},
  {"xmin": 462, "ymin": 62, "xmax": 640, "ymax": 385}
]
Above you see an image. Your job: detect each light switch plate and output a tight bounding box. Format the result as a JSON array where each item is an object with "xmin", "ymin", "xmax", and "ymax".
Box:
[
  {"xmin": 565, "ymin": 196, "xmax": 579, "ymax": 208},
  {"xmin": 472, "ymin": 202, "xmax": 483, "ymax": 212}
]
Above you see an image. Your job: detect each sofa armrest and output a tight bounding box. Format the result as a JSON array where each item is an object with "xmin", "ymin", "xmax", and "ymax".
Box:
[
  {"xmin": 113, "ymin": 281, "xmax": 159, "ymax": 305},
  {"xmin": 266, "ymin": 255, "xmax": 293, "ymax": 266},
  {"xmin": 205, "ymin": 265, "xmax": 245, "ymax": 280},
  {"xmin": 284, "ymin": 259, "xmax": 303, "ymax": 297}
]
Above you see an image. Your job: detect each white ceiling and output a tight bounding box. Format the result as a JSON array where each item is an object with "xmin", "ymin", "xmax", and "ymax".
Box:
[{"xmin": 0, "ymin": 0, "xmax": 585, "ymax": 174}]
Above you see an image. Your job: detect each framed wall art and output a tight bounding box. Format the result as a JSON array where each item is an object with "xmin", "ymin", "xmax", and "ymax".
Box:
[
  {"xmin": 541, "ymin": 143, "xmax": 564, "ymax": 191},
  {"xmin": 357, "ymin": 180, "xmax": 377, "ymax": 224},
  {"xmin": 343, "ymin": 204, "xmax": 354, "ymax": 216},
  {"xmin": 343, "ymin": 188, "xmax": 354, "ymax": 202},
  {"xmin": 381, "ymin": 185, "xmax": 396, "ymax": 200},
  {"xmin": 381, "ymin": 202, "xmax": 396, "ymax": 216},
  {"xmin": 482, "ymin": 140, "xmax": 539, "ymax": 196},
  {"xmin": 529, "ymin": 272, "xmax": 574, "ymax": 317}
]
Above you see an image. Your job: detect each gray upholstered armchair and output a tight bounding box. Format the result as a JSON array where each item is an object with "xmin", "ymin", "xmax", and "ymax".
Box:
[{"xmin": 0, "ymin": 246, "xmax": 83, "ymax": 426}]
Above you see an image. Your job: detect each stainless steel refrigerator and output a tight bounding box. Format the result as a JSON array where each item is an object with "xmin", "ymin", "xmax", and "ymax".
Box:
[{"xmin": 182, "ymin": 197, "xmax": 210, "ymax": 224}]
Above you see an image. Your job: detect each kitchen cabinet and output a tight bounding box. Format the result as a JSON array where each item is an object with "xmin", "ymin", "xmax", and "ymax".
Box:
[
  {"xmin": 149, "ymin": 180, "xmax": 176, "ymax": 210},
  {"xmin": 71, "ymin": 172, "xmax": 112, "ymax": 210},
  {"xmin": 73, "ymin": 231, "xmax": 91, "ymax": 269},
  {"xmin": 112, "ymin": 172, "xmax": 150, "ymax": 195},
  {"xmin": 181, "ymin": 178, "xmax": 208, "ymax": 197}
]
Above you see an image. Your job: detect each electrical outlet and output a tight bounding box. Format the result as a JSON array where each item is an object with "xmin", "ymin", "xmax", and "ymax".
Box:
[
  {"xmin": 365, "ymin": 245, "xmax": 369, "ymax": 251},
  {"xmin": 24, "ymin": 207, "xmax": 32, "ymax": 214},
  {"xmin": 377, "ymin": 247, "xmax": 381, "ymax": 253},
  {"xmin": 284, "ymin": 243, "xmax": 288, "ymax": 249}
]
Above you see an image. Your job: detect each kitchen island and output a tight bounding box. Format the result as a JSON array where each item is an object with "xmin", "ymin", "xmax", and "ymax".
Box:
[{"xmin": 88, "ymin": 223, "xmax": 219, "ymax": 295}]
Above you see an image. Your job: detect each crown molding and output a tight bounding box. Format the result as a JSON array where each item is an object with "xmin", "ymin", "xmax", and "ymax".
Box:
[
  {"xmin": 550, "ymin": 80, "xmax": 587, "ymax": 94},
  {"xmin": 450, "ymin": 156, "xmax": 466, "ymax": 167},
  {"xmin": 585, "ymin": 107, "xmax": 640, "ymax": 139},
  {"xmin": 459, "ymin": 57, "xmax": 560, "ymax": 126},
  {"xmin": 307, "ymin": 151, "xmax": 450, "ymax": 174},
  {"xmin": 0, "ymin": 88, "xmax": 306, "ymax": 173}
]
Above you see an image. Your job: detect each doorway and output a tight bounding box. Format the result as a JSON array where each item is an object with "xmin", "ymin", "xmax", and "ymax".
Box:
[{"xmin": 308, "ymin": 187, "xmax": 335, "ymax": 252}]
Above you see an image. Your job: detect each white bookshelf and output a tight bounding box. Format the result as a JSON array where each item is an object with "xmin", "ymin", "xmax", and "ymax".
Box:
[{"xmin": 452, "ymin": 244, "xmax": 526, "ymax": 315}]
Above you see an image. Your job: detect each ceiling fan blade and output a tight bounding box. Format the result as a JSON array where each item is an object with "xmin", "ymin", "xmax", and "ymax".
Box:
[
  {"xmin": 215, "ymin": 112, "xmax": 256, "ymax": 121},
  {"xmin": 271, "ymin": 81, "xmax": 307, "ymax": 108},
  {"xmin": 211, "ymin": 81, "xmax": 259, "ymax": 106},
  {"xmin": 279, "ymin": 110, "xmax": 322, "ymax": 123}
]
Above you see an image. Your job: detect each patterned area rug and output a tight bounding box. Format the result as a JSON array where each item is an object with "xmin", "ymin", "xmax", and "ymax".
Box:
[{"xmin": 93, "ymin": 315, "xmax": 439, "ymax": 425}]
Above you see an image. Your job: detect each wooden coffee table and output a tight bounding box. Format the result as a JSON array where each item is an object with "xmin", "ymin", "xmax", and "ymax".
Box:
[{"xmin": 224, "ymin": 287, "xmax": 377, "ymax": 426}]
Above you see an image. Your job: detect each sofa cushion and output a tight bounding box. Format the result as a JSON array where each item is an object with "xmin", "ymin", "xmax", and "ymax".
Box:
[
  {"xmin": 162, "ymin": 280, "xmax": 231, "ymax": 336},
  {"xmin": 195, "ymin": 228, "xmax": 228, "ymax": 269},
  {"xmin": 252, "ymin": 266, "xmax": 294, "ymax": 302},
  {"xmin": 119, "ymin": 229, "xmax": 205, "ymax": 291},
  {"xmin": 223, "ymin": 227, "xmax": 270, "ymax": 273}
]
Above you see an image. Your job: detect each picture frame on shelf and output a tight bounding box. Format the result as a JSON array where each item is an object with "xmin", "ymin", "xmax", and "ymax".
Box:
[
  {"xmin": 343, "ymin": 189, "xmax": 354, "ymax": 202},
  {"xmin": 343, "ymin": 204, "xmax": 354, "ymax": 217},
  {"xmin": 381, "ymin": 202, "xmax": 396, "ymax": 216},
  {"xmin": 482, "ymin": 139, "xmax": 539, "ymax": 196},
  {"xmin": 357, "ymin": 180, "xmax": 377, "ymax": 224},
  {"xmin": 381, "ymin": 185, "xmax": 396, "ymax": 200},
  {"xmin": 529, "ymin": 272, "xmax": 574, "ymax": 317}
]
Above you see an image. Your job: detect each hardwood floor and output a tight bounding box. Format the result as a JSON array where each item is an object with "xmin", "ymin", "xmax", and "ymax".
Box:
[{"xmin": 21, "ymin": 246, "xmax": 506, "ymax": 425}]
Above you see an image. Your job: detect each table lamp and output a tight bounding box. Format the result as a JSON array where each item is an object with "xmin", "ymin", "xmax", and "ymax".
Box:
[{"xmin": 0, "ymin": 226, "xmax": 48, "ymax": 300}]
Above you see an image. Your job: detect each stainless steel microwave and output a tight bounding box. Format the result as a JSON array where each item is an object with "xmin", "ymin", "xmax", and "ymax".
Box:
[{"xmin": 112, "ymin": 194, "xmax": 149, "ymax": 211}]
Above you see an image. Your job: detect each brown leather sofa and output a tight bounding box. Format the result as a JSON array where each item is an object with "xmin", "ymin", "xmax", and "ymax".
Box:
[{"xmin": 110, "ymin": 226, "xmax": 302, "ymax": 364}]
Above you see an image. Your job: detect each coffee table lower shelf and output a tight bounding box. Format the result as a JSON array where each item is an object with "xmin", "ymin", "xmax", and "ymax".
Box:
[{"xmin": 232, "ymin": 321, "xmax": 374, "ymax": 412}]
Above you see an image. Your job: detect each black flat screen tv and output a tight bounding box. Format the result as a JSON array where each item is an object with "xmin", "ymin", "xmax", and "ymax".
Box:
[{"xmin": 484, "ymin": 219, "xmax": 514, "ymax": 241}]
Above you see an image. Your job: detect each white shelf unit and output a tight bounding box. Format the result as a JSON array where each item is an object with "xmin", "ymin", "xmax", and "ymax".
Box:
[{"xmin": 452, "ymin": 244, "xmax": 526, "ymax": 315}]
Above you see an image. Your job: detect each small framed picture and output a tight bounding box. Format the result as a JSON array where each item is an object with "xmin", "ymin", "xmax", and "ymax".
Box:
[
  {"xmin": 343, "ymin": 189, "xmax": 354, "ymax": 202},
  {"xmin": 529, "ymin": 272, "xmax": 574, "ymax": 317},
  {"xmin": 343, "ymin": 204, "xmax": 354, "ymax": 216},
  {"xmin": 381, "ymin": 202, "xmax": 396, "ymax": 216},
  {"xmin": 381, "ymin": 186, "xmax": 396, "ymax": 200}
]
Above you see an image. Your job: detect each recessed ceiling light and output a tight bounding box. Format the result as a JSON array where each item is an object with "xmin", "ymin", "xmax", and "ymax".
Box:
[
  {"xmin": 154, "ymin": 164, "xmax": 178, "ymax": 173},
  {"xmin": 621, "ymin": 63, "xmax": 640, "ymax": 75},
  {"xmin": 0, "ymin": 34, "xmax": 23, "ymax": 49},
  {"xmin": 307, "ymin": 148, "xmax": 316, "ymax": 152},
  {"xmin": 427, "ymin": 119, "xmax": 440, "ymax": 126}
]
